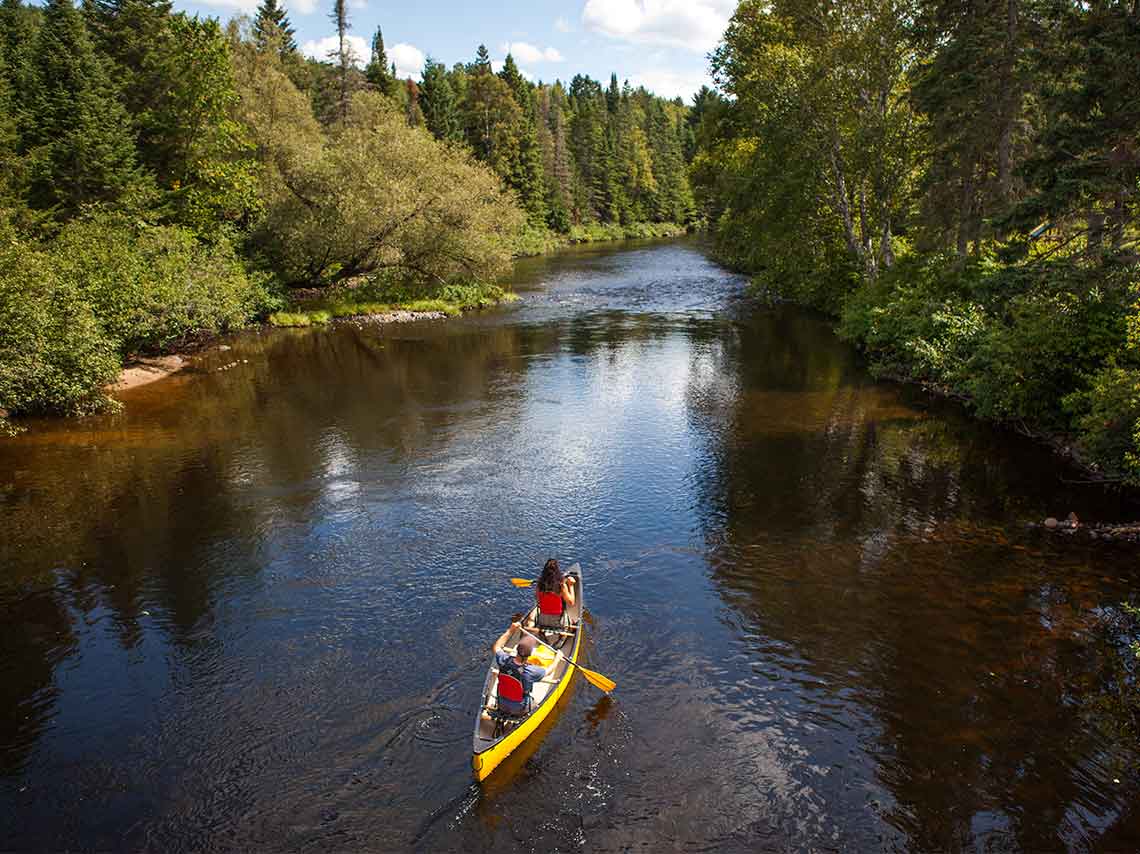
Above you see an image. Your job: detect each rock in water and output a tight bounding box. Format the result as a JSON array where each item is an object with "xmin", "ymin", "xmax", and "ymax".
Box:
[{"xmin": 1044, "ymin": 517, "xmax": 1060, "ymax": 530}]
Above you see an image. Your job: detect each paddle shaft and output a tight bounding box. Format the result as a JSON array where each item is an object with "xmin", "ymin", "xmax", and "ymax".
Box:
[{"xmin": 518, "ymin": 626, "xmax": 614, "ymax": 693}]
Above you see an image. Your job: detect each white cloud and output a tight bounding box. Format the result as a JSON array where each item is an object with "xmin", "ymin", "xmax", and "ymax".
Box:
[
  {"xmin": 389, "ymin": 43, "xmax": 425, "ymax": 78},
  {"xmin": 627, "ymin": 68, "xmax": 711, "ymax": 100},
  {"xmin": 301, "ymin": 34, "xmax": 369, "ymax": 68},
  {"xmin": 292, "ymin": 0, "xmax": 317, "ymax": 13},
  {"xmin": 500, "ymin": 41, "xmax": 564, "ymax": 64},
  {"xmin": 582, "ymin": 0, "xmax": 733, "ymax": 53},
  {"xmin": 555, "ymin": 16, "xmax": 573, "ymax": 33}
]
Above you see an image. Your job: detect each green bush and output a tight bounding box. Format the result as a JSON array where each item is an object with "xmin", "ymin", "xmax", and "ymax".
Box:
[
  {"xmin": 840, "ymin": 253, "xmax": 1140, "ymax": 478},
  {"xmin": 0, "ymin": 233, "xmax": 121, "ymax": 425},
  {"xmin": 1068, "ymin": 366, "xmax": 1140, "ymax": 482},
  {"xmin": 967, "ymin": 286, "xmax": 1125, "ymax": 426},
  {"xmin": 52, "ymin": 216, "xmax": 274, "ymax": 354}
]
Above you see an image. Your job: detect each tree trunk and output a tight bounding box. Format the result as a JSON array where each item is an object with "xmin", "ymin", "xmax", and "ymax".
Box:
[
  {"xmin": 956, "ymin": 168, "xmax": 975, "ymax": 258},
  {"xmin": 996, "ymin": 0, "xmax": 1020, "ymax": 204},
  {"xmin": 1111, "ymin": 191, "xmax": 1128, "ymax": 250},
  {"xmin": 859, "ymin": 184, "xmax": 877, "ymax": 279},
  {"xmin": 1087, "ymin": 209, "xmax": 1105, "ymax": 254},
  {"xmin": 828, "ymin": 135, "xmax": 860, "ymax": 259},
  {"xmin": 880, "ymin": 216, "xmax": 895, "ymax": 270}
]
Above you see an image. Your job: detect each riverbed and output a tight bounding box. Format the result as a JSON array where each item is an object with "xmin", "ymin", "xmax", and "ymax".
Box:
[{"xmin": 1, "ymin": 239, "xmax": 1138, "ymax": 851}]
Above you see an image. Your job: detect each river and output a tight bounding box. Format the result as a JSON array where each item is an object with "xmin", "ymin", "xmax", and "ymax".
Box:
[{"xmin": 1, "ymin": 239, "xmax": 1139, "ymax": 852}]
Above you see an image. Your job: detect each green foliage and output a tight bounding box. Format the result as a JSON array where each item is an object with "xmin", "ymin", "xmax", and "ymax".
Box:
[
  {"xmin": 27, "ymin": 0, "xmax": 140, "ymax": 218},
  {"xmin": 51, "ymin": 215, "xmax": 272, "ymax": 354},
  {"xmin": 253, "ymin": 0, "xmax": 295, "ymax": 56},
  {"xmin": 364, "ymin": 26, "xmax": 396, "ymax": 96},
  {"xmin": 419, "ymin": 57, "xmax": 461, "ymax": 142},
  {"xmin": 267, "ymin": 279, "xmax": 514, "ymax": 327},
  {"xmin": 0, "ymin": 225, "xmax": 120, "ymax": 421},
  {"xmin": 0, "ymin": 1, "xmax": 697, "ymax": 427},
  {"xmin": 254, "ymin": 91, "xmax": 524, "ymax": 287},
  {"xmin": 698, "ymin": 0, "xmax": 1140, "ymax": 482},
  {"xmin": 146, "ymin": 15, "xmax": 260, "ymax": 231}
]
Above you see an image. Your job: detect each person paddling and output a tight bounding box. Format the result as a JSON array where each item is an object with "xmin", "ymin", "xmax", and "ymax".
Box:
[
  {"xmin": 484, "ymin": 621, "xmax": 562, "ymax": 719},
  {"xmin": 531, "ymin": 558, "xmax": 576, "ymax": 630}
]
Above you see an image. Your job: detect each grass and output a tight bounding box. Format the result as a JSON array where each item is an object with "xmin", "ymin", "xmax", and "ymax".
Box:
[
  {"xmin": 513, "ymin": 222, "xmax": 691, "ymax": 257},
  {"xmin": 267, "ymin": 281, "xmax": 517, "ymax": 328}
]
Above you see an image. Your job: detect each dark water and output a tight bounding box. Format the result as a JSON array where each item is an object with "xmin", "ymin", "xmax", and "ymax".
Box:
[{"xmin": 2, "ymin": 239, "xmax": 1140, "ymax": 852}]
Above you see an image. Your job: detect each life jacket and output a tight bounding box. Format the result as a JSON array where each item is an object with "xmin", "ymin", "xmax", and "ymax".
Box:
[
  {"xmin": 497, "ymin": 655, "xmax": 530, "ymax": 710},
  {"xmin": 536, "ymin": 587, "xmax": 565, "ymax": 629}
]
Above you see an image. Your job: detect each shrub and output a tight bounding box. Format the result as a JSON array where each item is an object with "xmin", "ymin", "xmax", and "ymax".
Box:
[
  {"xmin": 52, "ymin": 215, "xmax": 274, "ymax": 354},
  {"xmin": 0, "ymin": 233, "xmax": 120, "ymax": 425},
  {"xmin": 1068, "ymin": 366, "xmax": 1140, "ymax": 482}
]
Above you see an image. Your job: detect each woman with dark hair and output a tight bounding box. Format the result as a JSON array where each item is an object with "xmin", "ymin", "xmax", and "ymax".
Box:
[
  {"xmin": 537, "ymin": 558, "xmax": 576, "ymax": 608},
  {"xmin": 531, "ymin": 558, "xmax": 576, "ymax": 630}
]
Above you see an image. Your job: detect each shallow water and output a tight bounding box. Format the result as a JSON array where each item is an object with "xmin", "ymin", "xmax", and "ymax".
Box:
[{"xmin": 2, "ymin": 239, "xmax": 1139, "ymax": 852}]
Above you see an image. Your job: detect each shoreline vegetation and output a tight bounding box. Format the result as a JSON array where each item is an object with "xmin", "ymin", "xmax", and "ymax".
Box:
[
  {"xmin": 107, "ymin": 221, "xmax": 691, "ymax": 387},
  {"xmin": 0, "ymin": 0, "xmax": 698, "ymax": 435},
  {"xmin": 692, "ymin": 1, "xmax": 1140, "ymax": 490}
]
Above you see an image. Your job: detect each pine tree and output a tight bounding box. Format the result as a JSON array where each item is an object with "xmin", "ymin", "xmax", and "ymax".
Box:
[
  {"xmin": 28, "ymin": 0, "xmax": 139, "ymax": 217},
  {"xmin": 365, "ymin": 25, "xmax": 394, "ymax": 95},
  {"xmin": 0, "ymin": 0, "xmax": 37, "ymax": 149},
  {"xmin": 253, "ymin": 0, "xmax": 296, "ymax": 56},
  {"xmin": 605, "ymin": 72, "xmax": 620, "ymax": 114},
  {"xmin": 329, "ymin": 0, "xmax": 352, "ymax": 120},
  {"xmin": 419, "ymin": 57, "xmax": 461, "ymax": 142},
  {"xmin": 1013, "ymin": 2, "xmax": 1140, "ymax": 255},
  {"xmin": 471, "ymin": 43, "xmax": 491, "ymax": 75},
  {"xmin": 0, "ymin": 41, "xmax": 21, "ymax": 206},
  {"xmin": 512, "ymin": 117, "xmax": 547, "ymax": 226},
  {"xmin": 498, "ymin": 53, "xmax": 528, "ymax": 106}
]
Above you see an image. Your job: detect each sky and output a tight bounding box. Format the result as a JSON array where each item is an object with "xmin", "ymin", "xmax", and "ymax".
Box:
[{"xmin": 171, "ymin": 0, "xmax": 734, "ymax": 101}]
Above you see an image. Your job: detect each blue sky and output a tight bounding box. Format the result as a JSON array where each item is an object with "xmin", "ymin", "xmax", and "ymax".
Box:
[{"xmin": 171, "ymin": 0, "xmax": 733, "ymax": 100}]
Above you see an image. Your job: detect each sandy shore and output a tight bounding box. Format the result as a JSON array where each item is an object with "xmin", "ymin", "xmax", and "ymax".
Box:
[
  {"xmin": 111, "ymin": 355, "xmax": 189, "ymax": 391},
  {"xmin": 108, "ymin": 310, "xmax": 451, "ymax": 392}
]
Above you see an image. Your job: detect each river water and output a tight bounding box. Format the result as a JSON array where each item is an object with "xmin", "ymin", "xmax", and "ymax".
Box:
[{"xmin": 2, "ymin": 239, "xmax": 1139, "ymax": 852}]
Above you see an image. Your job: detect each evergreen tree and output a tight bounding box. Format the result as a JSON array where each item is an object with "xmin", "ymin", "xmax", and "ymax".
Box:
[
  {"xmin": 1013, "ymin": 1, "xmax": 1140, "ymax": 255},
  {"xmin": 910, "ymin": 0, "xmax": 1033, "ymax": 256},
  {"xmin": 471, "ymin": 43, "xmax": 491, "ymax": 75},
  {"xmin": 0, "ymin": 0, "xmax": 37, "ymax": 117},
  {"xmin": 364, "ymin": 25, "xmax": 394, "ymax": 95},
  {"xmin": 605, "ymin": 72, "xmax": 620, "ymax": 114},
  {"xmin": 497, "ymin": 53, "xmax": 528, "ymax": 106},
  {"xmin": 419, "ymin": 57, "xmax": 461, "ymax": 142},
  {"xmin": 329, "ymin": 0, "xmax": 353, "ymax": 120},
  {"xmin": 0, "ymin": 41, "xmax": 22, "ymax": 207},
  {"xmin": 28, "ymin": 0, "xmax": 139, "ymax": 217},
  {"xmin": 253, "ymin": 0, "xmax": 296, "ymax": 56}
]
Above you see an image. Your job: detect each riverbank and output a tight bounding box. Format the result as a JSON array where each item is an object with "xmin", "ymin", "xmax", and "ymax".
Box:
[{"xmin": 513, "ymin": 221, "xmax": 691, "ymax": 257}]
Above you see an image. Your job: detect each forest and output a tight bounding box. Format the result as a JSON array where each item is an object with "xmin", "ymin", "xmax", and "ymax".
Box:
[
  {"xmin": 692, "ymin": 0, "xmax": 1140, "ymax": 483},
  {"xmin": 0, "ymin": 0, "xmax": 696, "ymax": 430}
]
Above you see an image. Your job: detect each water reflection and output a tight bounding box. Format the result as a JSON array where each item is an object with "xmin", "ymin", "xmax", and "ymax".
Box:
[{"xmin": 0, "ymin": 239, "xmax": 1138, "ymax": 851}]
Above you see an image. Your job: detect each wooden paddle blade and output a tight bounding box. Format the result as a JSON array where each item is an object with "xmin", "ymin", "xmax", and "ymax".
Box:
[
  {"xmin": 577, "ymin": 666, "xmax": 616, "ymax": 693},
  {"xmin": 510, "ymin": 578, "xmax": 535, "ymax": 587}
]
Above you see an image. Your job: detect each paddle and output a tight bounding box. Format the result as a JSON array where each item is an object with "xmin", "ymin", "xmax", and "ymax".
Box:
[
  {"xmin": 510, "ymin": 578, "xmax": 535, "ymax": 588},
  {"xmin": 519, "ymin": 627, "xmax": 616, "ymax": 694}
]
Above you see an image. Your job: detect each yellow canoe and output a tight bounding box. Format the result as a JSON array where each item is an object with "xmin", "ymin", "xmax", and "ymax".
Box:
[{"xmin": 472, "ymin": 563, "xmax": 583, "ymax": 781}]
